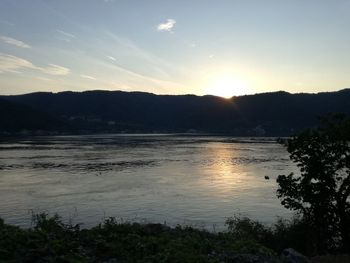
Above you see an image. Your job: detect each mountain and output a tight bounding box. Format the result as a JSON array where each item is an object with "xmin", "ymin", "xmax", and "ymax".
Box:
[
  {"xmin": 0, "ymin": 98, "xmax": 64, "ymax": 134},
  {"xmin": 1, "ymin": 89, "xmax": 350, "ymax": 135}
]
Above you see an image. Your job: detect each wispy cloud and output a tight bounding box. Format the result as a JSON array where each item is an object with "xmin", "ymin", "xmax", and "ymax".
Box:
[
  {"xmin": 107, "ymin": 55, "xmax": 116, "ymax": 61},
  {"xmin": 105, "ymin": 31, "xmax": 180, "ymax": 74},
  {"xmin": 103, "ymin": 58, "xmax": 186, "ymax": 93},
  {"xmin": 0, "ymin": 53, "xmax": 34, "ymax": 73},
  {"xmin": 157, "ymin": 19, "xmax": 176, "ymax": 32},
  {"xmin": 56, "ymin": 29, "xmax": 76, "ymax": 42},
  {"xmin": 103, "ymin": 31, "xmax": 188, "ymax": 93},
  {"xmin": 80, "ymin": 74, "xmax": 96, "ymax": 80},
  {"xmin": 0, "ymin": 35, "xmax": 31, "ymax": 48},
  {"xmin": 40, "ymin": 64, "xmax": 70, "ymax": 76},
  {"xmin": 56, "ymin": 30, "xmax": 75, "ymax": 39},
  {"xmin": 0, "ymin": 53, "xmax": 70, "ymax": 76}
]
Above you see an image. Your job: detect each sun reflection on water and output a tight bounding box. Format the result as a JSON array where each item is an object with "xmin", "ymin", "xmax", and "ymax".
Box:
[{"xmin": 200, "ymin": 142, "xmax": 256, "ymax": 198}]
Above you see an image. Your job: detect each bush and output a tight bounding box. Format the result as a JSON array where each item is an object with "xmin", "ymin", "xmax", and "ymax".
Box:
[
  {"xmin": 0, "ymin": 213, "xmax": 277, "ymax": 262},
  {"xmin": 226, "ymin": 215, "xmax": 316, "ymax": 256}
]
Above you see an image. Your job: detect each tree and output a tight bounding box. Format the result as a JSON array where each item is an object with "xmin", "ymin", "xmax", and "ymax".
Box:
[{"xmin": 277, "ymin": 114, "xmax": 350, "ymax": 253}]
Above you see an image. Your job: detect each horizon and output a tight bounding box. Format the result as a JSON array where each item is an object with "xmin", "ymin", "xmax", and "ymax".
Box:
[
  {"xmin": 2, "ymin": 87, "xmax": 350, "ymax": 98},
  {"xmin": 1, "ymin": 1, "xmax": 350, "ymax": 97}
]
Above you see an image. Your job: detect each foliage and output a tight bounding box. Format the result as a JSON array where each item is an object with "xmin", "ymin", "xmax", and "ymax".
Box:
[
  {"xmin": 277, "ymin": 113, "xmax": 350, "ymax": 253},
  {"xmin": 226, "ymin": 216, "xmax": 272, "ymax": 243},
  {"xmin": 0, "ymin": 213, "xmax": 277, "ymax": 263},
  {"xmin": 225, "ymin": 215, "xmax": 314, "ymax": 255},
  {"xmin": 2, "ymin": 212, "xmax": 345, "ymax": 261}
]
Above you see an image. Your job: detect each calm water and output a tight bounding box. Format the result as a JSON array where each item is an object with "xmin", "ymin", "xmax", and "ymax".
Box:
[{"xmin": 0, "ymin": 135, "xmax": 296, "ymax": 229}]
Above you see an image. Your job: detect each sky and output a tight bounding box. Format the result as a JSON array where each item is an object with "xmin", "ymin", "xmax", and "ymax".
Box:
[{"xmin": 0, "ymin": 0, "xmax": 350, "ymax": 97}]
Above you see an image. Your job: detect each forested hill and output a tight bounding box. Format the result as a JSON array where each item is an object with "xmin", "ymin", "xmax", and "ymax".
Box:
[
  {"xmin": 1, "ymin": 89, "xmax": 350, "ymax": 135},
  {"xmin": 0, "ymin": 98, "xmax": 64, "ymax": 133}
]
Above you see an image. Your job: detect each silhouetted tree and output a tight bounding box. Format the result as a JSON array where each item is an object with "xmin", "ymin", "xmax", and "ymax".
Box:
[{"xmin": 277, "ymin": 114, "xmax": 350, "ymax": 253}]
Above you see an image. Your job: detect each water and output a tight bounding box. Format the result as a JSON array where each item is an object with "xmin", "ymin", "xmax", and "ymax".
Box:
[{"xmin": 0, "ymin": 134, "xmax": 296, "ymax": 230}]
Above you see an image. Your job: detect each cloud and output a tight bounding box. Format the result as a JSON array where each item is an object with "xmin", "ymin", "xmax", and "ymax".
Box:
[
  {"xmin": 80, "ymin": 74, "xmax": 96, "ymax": 80},
  {"xmin": 0, "ymin": 53, "xmax": 35, "ymax": 73},
  {"xmin": 56, "ymin": 30, "xmax": 75, "ymax": 39},
  {"xmin": 102, "ymin": 31, "xmax": 191, "ymax": 93},
  {"xmin": 40, "ymin": 64, "xmax": 70, "ymax": 76},
  {"xmin": 105, "ymin": 31, "xmax": 178, "ymax": 76},
  {"xmin": 0, "ymin": 53, "xmax": 70, "ymax": 76},
  {"xmin": 56, "ymin": 29, "xmax": 76, "ymax": 42},
  {"xmin": 0, "ymin": 35, "xmax": 31, "ymax": 48},
  {"xmin": 107, "ymin": 55, "xmax": 116, "ymax": 61},
  {"xmin": 157, "ymin": 19, "xmax": 176, "ymax": 32}
]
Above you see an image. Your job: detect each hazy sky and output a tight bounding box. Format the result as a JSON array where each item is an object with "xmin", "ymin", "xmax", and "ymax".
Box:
[{"xmin": 1, "ymin": 0, "xmax": 350, "ymax": 97}]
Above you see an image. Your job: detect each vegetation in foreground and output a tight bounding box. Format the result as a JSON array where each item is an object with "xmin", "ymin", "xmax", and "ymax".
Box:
[
  {"xmin": 0, "ymin": 213, "xmax": 321, "ymax": 263},
  {"xmin": 0, "ymin": 213, "xmax": 255, "ymax": 262},
  {"xmin": 2, "ymin": 213, "xmax": 349, "ymax": 262},
  {"xmin": 277, "ymin": 113, "xmax": 350, "ymax": 254}
]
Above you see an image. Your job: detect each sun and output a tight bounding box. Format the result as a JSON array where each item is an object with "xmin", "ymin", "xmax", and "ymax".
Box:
[{"xmin": 205, "ymin": 75, "xmax": 249, "ymax": 98}]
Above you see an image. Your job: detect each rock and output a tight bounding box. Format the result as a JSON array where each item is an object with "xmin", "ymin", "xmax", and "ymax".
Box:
[{"xmin": 281, "ymin": 248, "xmax": 310, "ymax": 263}]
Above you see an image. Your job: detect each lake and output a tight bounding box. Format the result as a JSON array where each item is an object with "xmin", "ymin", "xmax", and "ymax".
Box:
[{"xmin": 0, "ymin": 134, "xmax": 296, "ymax": 230}]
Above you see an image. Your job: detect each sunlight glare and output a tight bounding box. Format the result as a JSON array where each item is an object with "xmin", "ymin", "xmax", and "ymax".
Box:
[{"xmin": 205, "ymin": 75, "xmax": 249, "ymax": 98}]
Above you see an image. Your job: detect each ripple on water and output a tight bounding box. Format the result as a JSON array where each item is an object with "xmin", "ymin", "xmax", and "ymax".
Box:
[{"xmin": 0, "ymin": 135, "xmax": 296, "ymax": 229}]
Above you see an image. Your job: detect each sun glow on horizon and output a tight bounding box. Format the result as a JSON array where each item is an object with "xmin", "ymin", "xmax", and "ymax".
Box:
[{"xmin": 204, "ymin": 75, "xmax": 250, "ymax": 98}]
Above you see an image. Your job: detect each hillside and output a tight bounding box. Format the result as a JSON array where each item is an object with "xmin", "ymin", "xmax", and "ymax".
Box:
[
  {"xmin": 1, "ymin": 89, "xmax": 350, "ymax": 135},
  {"xmin": 0, "ymin": 98, "xmax": 64, "ymax": 134}
]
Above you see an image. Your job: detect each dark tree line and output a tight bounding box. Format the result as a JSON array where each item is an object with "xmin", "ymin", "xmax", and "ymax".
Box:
[{"xmin": 2, "ymin": 89, "xmax": 350, "ymax": 135}]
